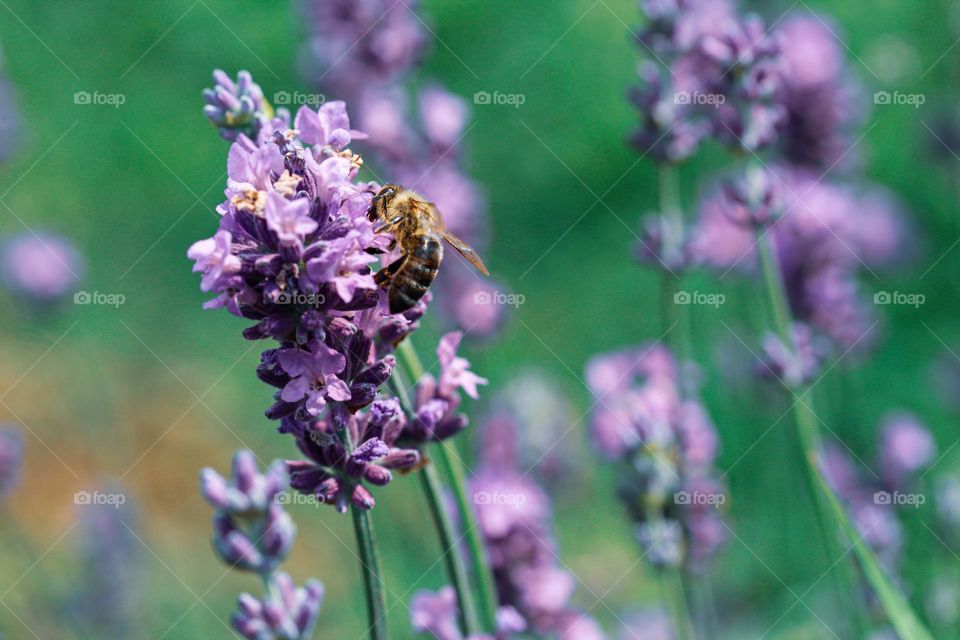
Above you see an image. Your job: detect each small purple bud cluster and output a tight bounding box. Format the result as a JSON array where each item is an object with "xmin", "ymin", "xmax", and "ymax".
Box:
[
  {"xmin": 201, "ymin": 450, "xmax": 323, "ymax": 639},
  {"xmin": 410, "ymin": 586, "xmax": 525, "ymax": 640},
  {"xmin": 468, "ymin": 416, "xmax": 605, "ymax": 638},
  {"xmin": 233, "ymin": 573, "xmax": 324, "ymax": 640},
  {"xmin": 203, "ymin": 70, "xmax": 278, "ymax": 142},
  {"xmin": 629, "ymin": 0, "xmax": 784, "ymax": 162},
  {"xmin": 286, "ymin": 398, "xmax": 420, "ymax": 512},
  {"xmin": 303, "ymin": 2, "xmax": 509, "ymax": 336},
  {"xmin": 201, "ymin": 450, "xmax": 295, "ymax": 574},
  {"xmin": 757, "ymin": 322, "xmax": 829, "ymax": 389},
  {"xmin": 586, "ymin": 344, "xmax": 727, "ymax": 573},
  {"xmin": 821, "ymin": 413, "xmax": 935, "ymax": 572}
]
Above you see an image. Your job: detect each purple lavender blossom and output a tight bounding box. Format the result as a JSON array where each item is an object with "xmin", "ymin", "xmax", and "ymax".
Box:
[
  {"xmin": 300, "ymin": 0, "xmax": 426, "ymax": 96},
  {"xmin": 201, "ymin": 451, "xmax": 295, "ymax": 573},
  {"xmin": 693, "ymin": 167, "xmax": 907, "ymax": 353},
  {"xmin": 777, "ymin": 15, "xmax": 861, "ymax": 169},
  {"xmin": 630, "ymin": 0, "xmax": 784, "ymax": 160},
  {"xmin": 586, "ymin": 344, "xmax": 728, "ymax": 572},
  {"xmin": 203, "ymin": 70, "xmax": 276, "ymax": 142},
  {"xmin": 285, "ymin": 398, "xmax": 421, "ymax": 512},
  {"xmin": 879, "ymin": 413, "xmax": 936, "ymax": 490},
  {"xmin": 470, "ymin": 414, "xmax": 605, "ymax": 637},
  {"xmin": 0, "ymin": 426, "xmax": 22, "ymax": 499},
  {"xmin": 756, "ymin": 322, "xmax": 828, "ymax": 388},
  {"xmin": 1, "ymin": 232, "xmax": 84, "ymax": 305},
  {"xmin": 232, "ymin": 572, "xmax": 324, "ymax": 640},
  {"xmin": 400, "ymin": 332, "xmax": 488, "ymax": 444}
]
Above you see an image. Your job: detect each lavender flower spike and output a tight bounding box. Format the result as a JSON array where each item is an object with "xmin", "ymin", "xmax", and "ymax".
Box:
[
  {"xmin": 232, "ymin": 572, "xmax": 324, "ymax": 640},
  {"xmin": 203, "ymin": 69, "xmax": 273, "ymax": 142},
  {"xmin": 201, "ymin": 451, "xmax": 296, "ymax": 574}
]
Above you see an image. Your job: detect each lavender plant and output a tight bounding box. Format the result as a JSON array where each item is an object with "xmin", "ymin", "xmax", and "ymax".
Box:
[
  {"xmin": 191, "ymin": 69, "xmax": 498, "ymax": 638},
  {"xmin": 201, "ymin": 450, "xmax": 323, "ymax": 639},
  {"xmin": 626, "ymin": 1, "xmax": 934, "ymax": 637}
]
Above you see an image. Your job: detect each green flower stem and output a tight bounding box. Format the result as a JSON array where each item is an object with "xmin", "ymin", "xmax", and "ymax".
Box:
[
  {"xmin": 389, "ymin": 365, "xmax": 479, "ymax": 635},
  {"xmin": 660, "ymin": 568, "xmax": 695, "ymax": 640},
  {"xmin": 419, "ymin": 459, "xmax": 481, "ymax": 634},
  {"xmin": 757, "ymin": 230, "xmax": 931, "ymax": 640},
  {"xmin": 353, "ymin": 507, "xmax": 389, "ymax": 640},
  {"xmin": 339, "ymin": 429, "xmax": 389, "ymax": 640},
  {"xmin": 395, "ymin": 339, "xmax": 500, "ymax": 634}
]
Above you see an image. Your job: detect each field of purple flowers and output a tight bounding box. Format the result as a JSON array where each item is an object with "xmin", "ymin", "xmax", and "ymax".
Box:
[{"xmin": 0, "ymin": 0, "xmax": 958, "ymax": 639}]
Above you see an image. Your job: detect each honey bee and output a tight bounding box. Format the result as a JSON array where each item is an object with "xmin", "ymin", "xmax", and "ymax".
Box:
[{"xmin": 367, "ymin": 184, "xmax": 489, "ymax": 314}]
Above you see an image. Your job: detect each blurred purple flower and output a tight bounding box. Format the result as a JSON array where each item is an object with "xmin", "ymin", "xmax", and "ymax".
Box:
[
  {"xmin": 879, "ymin": 412, "xmax": 936, "ymax": 490},
  {"xmin": 0, "ymin": 426, "xmax": 22, "ymax": 500},
  {"xmin": 777, "ymin": 15, "xmax": 861, "ymax": 170},
  {"xmin": 586, "ymin": 344, "xmax": 728, "ymax": 572},
  {"xmin": 232, "ymin": 572, "xmax": 324, "ymax": 640},
  {"xmin": 1, "ymin": 232, "xmax": 84, "ymax": 305},
  {"xmin": 470, "ymin": 419, "xmax": 605, "ymax": 637}
]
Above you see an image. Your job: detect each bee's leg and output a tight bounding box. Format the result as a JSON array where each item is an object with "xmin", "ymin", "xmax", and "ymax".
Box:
[
  {"xmin": 374, "ymin": 257, "xmax": 405, "ymax": 286},
  {"xmin": 365, "ymin": 247, "xmax": 385, "ymax": 255}
]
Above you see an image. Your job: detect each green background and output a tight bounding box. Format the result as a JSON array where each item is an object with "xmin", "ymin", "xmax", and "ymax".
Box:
[{"xmin": 0, "ymin": 0, "xmax": 956, "ymax": 638}]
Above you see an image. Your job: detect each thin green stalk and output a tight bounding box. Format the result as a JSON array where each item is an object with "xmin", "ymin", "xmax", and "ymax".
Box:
[
  {"xmin": 397, "ymin": 340, "xmax": 500, "ymax": 634},
  {"xmin": 419, "ymin": 451, "xmax": 481, "ymax": 634},
  {"xmin": 389, "ymin": 366, "xmax": 479, "ymax": 636},
  {"xmin": 339, "ymin": 429, "xmax": 388, "ymax": 640},
  {"xmin": 757, "ymin": 231, "xmax": 931, "ymax": 640},
  {"xmin": 659, "ymin": 568, "xmax": 695, "ymax": 640},
  {"xmin": 352, "ymin": 506, "xmax": 388, "ymax": 640}
]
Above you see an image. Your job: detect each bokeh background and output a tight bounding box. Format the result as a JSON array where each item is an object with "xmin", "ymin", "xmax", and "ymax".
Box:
[{"xmin": 0, "ymin": 0, "xmax": 958, "ymax": 638}]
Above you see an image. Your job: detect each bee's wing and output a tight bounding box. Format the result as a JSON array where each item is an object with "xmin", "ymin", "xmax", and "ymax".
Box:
[{"xmin": 438, "ymin": 228, "xmax": 490, "ymax": 276}]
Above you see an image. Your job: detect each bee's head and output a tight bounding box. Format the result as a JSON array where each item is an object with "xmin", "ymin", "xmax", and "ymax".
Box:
[{"xmin": 368, "ymin": 184, "xmax": 401, "ymax": 222}]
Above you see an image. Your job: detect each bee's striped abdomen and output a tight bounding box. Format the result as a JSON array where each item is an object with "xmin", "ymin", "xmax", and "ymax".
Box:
[{"xmin": 388, "ymin": 232, "xmax": 443, "ymax": 314}]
